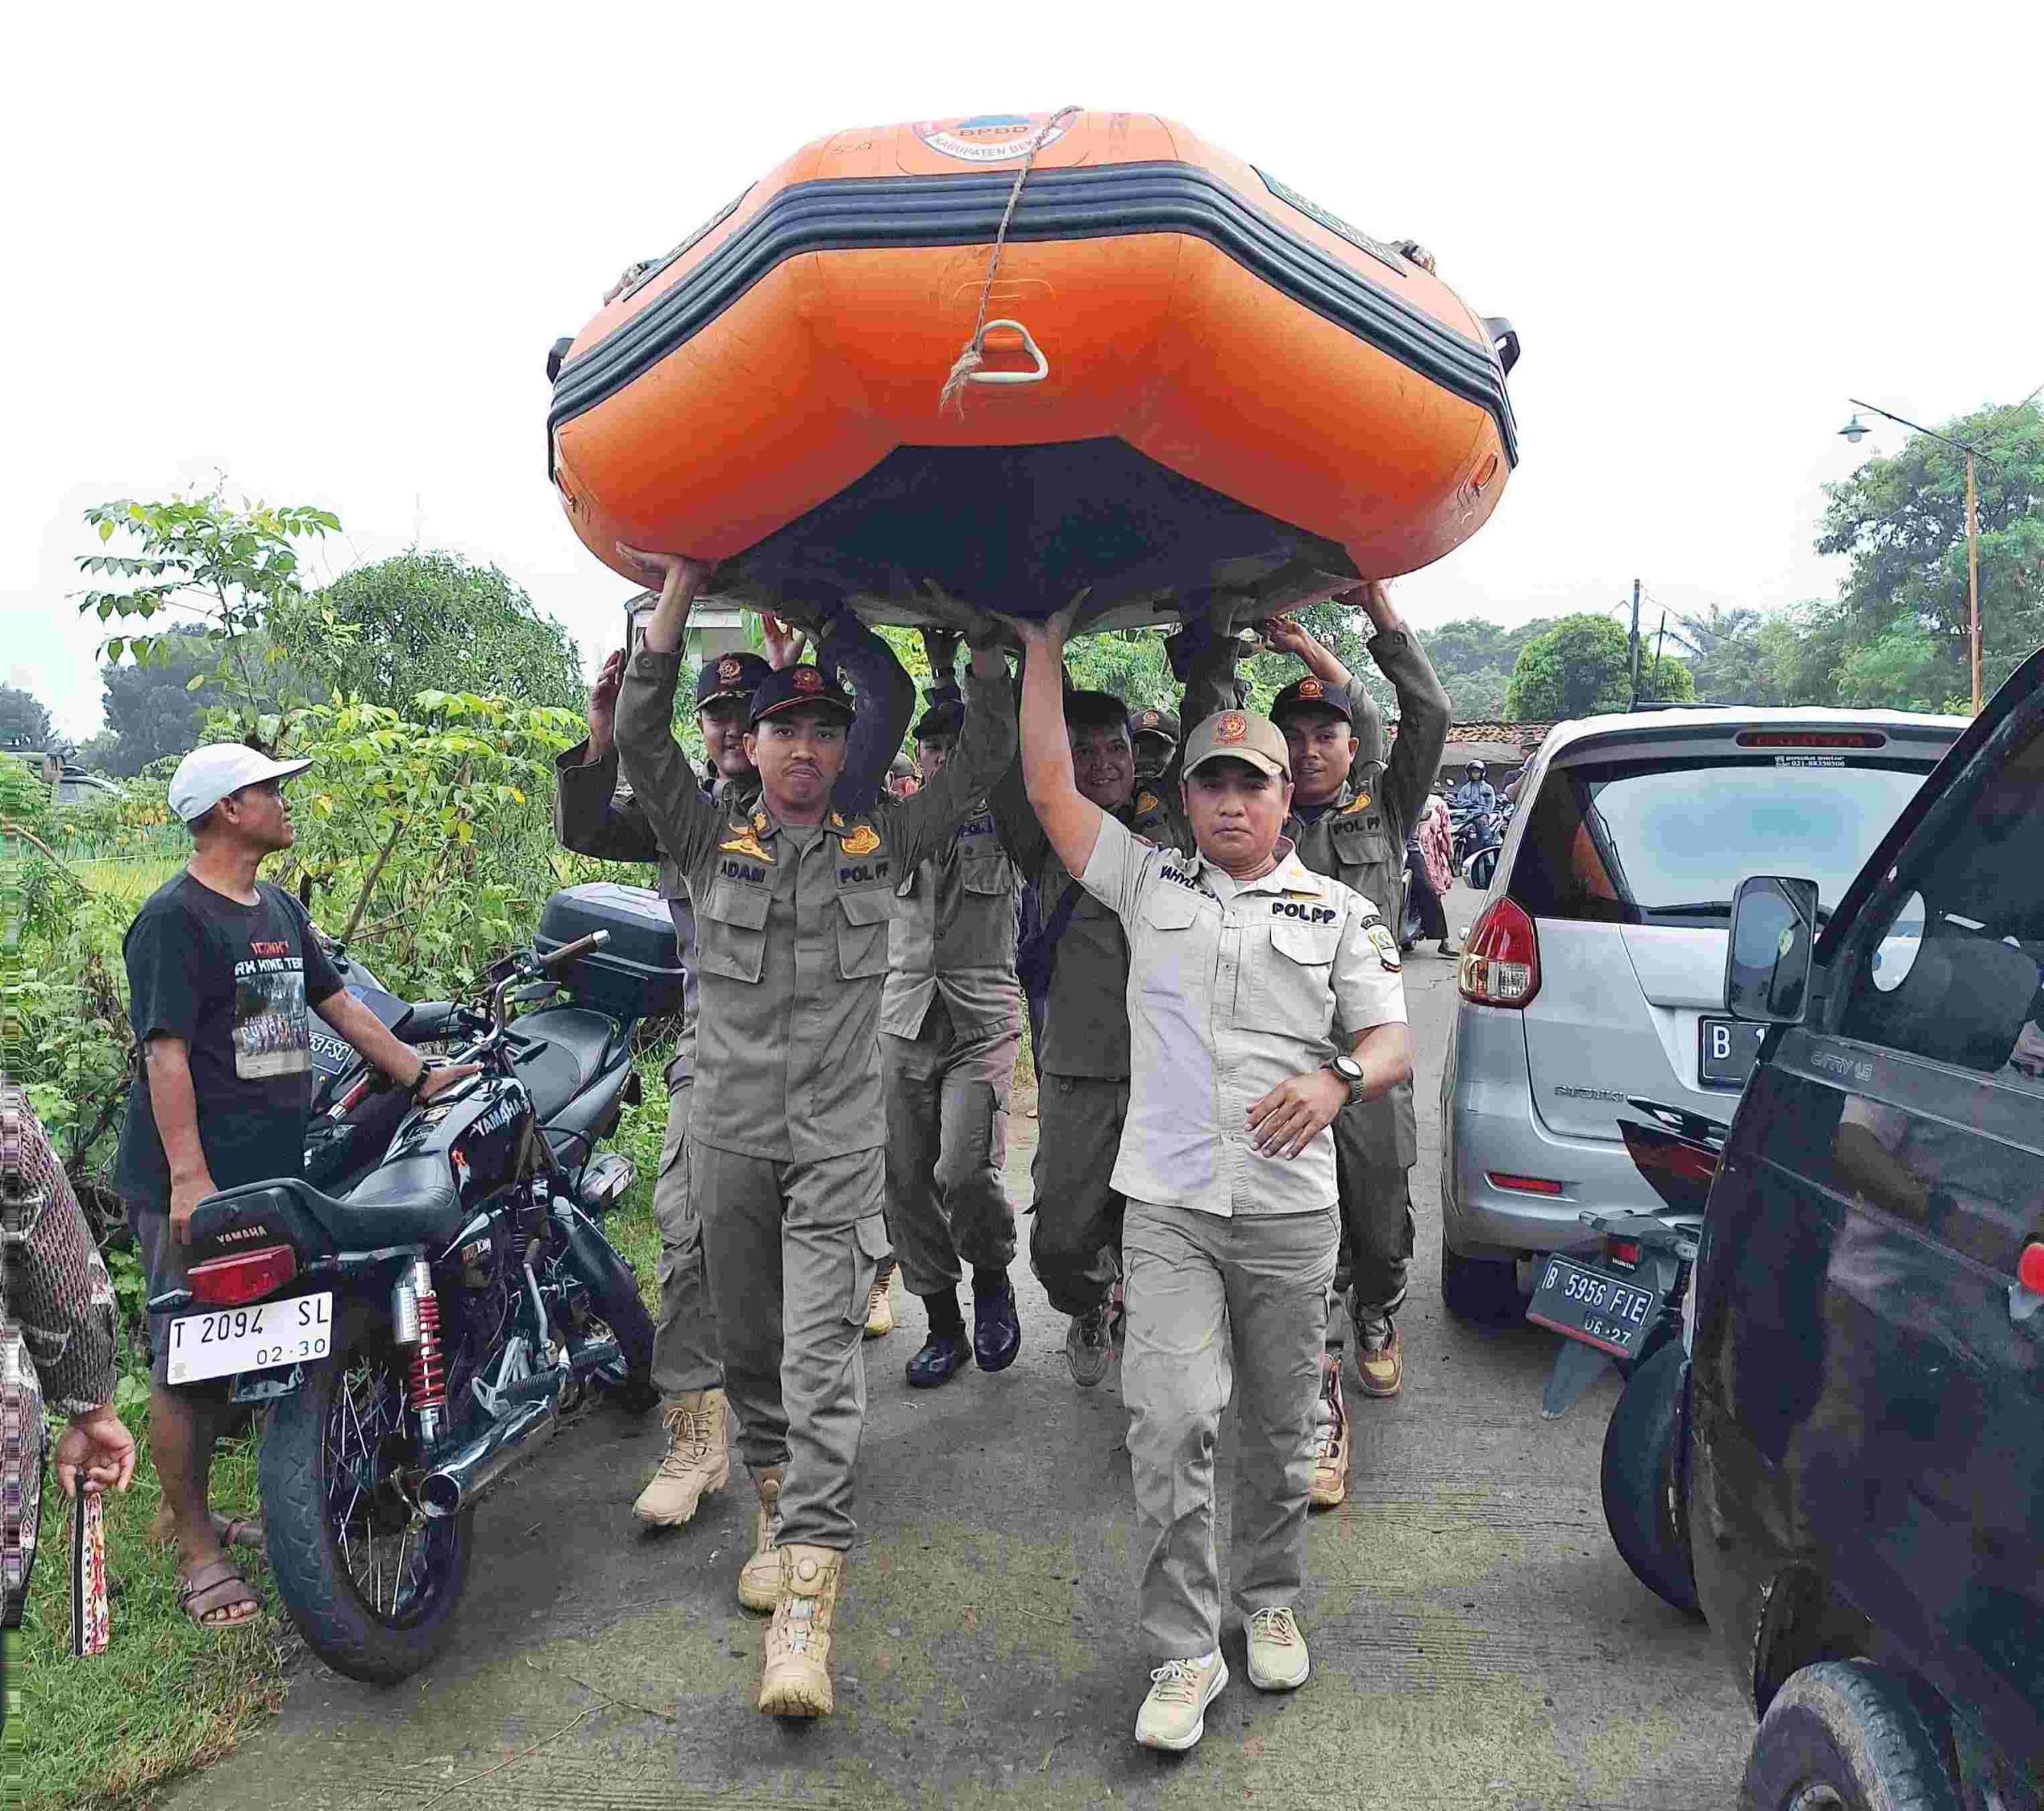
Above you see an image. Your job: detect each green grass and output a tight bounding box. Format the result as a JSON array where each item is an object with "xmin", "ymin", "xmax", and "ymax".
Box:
[{"xmin": 15, "ymin": 1419, "xmax": 287, "ymax": 1811}]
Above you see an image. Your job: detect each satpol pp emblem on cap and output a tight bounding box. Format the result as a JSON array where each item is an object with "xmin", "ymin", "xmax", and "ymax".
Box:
[
  {"xmin": 718, "ymin": 657, "xmax": 742, "ymax": 685},
  {"xmin": 1297, "ymin": 678, "xmax": 1324, "ymax": 699},
  {"xmin": 1214, "ymin": 713, "xmax": 1248, "ymax": 745},
  {"xmin": 793, "ymin": 667, "xmax": 822, "ymax": 693}
]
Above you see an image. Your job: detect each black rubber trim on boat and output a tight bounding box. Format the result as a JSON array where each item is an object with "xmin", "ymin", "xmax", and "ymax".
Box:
[{"xmin": 547, "ymin": 162, "xmax": 1519, "ymax": 474}]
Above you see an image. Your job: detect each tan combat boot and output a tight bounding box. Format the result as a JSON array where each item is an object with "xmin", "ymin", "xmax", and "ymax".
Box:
[
  {"xmin": 864, "ymin": 1261, "xmax": 897, "ymax": 1340},
  {"xmin": 757, "ymin": 1544, "xmax": 843, "ymax": 1718},
  {"xmin": 736, "ymin": 1468, "xmax": 784, "ymax": 1612},
  {"xmin": 632, "ymin": 1389, "xmax": 732, "ymax": 1527}
]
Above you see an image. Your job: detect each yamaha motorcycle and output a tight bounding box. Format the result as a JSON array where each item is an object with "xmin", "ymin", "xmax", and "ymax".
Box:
[{"xmin": 167, "ymin": 926, "xmax": 658, "ymax": 1683}]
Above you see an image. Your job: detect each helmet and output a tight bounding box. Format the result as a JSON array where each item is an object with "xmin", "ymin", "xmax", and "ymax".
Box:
[{"xmin": 1466, "ymin": 760, "xmax": 1488, "ymax": 781}]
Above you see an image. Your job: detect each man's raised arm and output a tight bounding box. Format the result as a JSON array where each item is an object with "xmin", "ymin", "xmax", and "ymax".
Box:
[
  {"xmin": 1002, "ymin": 600, "xmax": 1104, "ymax": 883},
  {"xmin": 818, "ymin": 607, "xmax": 917, "ymax": 818},
  {"xmin": 1354, "ymin": 581, "xmax": 1451, "ymax": 837},
  {"xmin": 885, "ymin": 631, "xmax": 1017, "ymax": 871},
  {"xmin": 556, "ymin": 647, "xmax": 663, "ymax": 863},
  {"xmin": 612, "ymin": 546, "xmax": 724, "ymax": 876}
]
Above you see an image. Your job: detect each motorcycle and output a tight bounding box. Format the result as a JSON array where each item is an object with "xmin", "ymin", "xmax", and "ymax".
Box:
[
  {"xmin": 1523, "ymin": 1096, "xmax": 1726, "ymax": 1420},
  {"xmin": 1463, "ymin": 802, "xmax": 1512, "ymax": 893},
  {"xmin": 163, "ymin": 916, "xmax": 664, "ymax": 1683}
]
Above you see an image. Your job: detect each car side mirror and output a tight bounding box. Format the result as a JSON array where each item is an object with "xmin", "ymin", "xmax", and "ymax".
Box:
[{"xmin": 1725, "ymin": 875, "xmax": 1820, "ymax": 1024}]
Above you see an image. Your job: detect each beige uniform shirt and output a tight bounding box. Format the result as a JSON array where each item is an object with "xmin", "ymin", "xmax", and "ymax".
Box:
[
  {"xmin": 881, "ymin": 799, "xmax": 1022, "ymax": 1040},
  {"xmin": 614, "ymin": 651, "xmax": 1017, "ymax": 1164},
  {"xmin": 1078, "ymin": 813, "xmax": 1407, "ymax": 1219}
]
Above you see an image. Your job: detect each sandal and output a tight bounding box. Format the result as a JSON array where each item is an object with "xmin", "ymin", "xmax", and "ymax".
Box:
[
  {"xmin": 154, "ymin": 1508, "xmax": 265, "ymax": 1551},
  {"xmin": 177, "ymin": 1557, "xmax": 261, "ymax": 1630}
]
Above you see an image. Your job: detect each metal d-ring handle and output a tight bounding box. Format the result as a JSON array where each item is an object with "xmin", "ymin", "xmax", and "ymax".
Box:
[{"xmin": 965, "ymin": 318, "xmax": 1049, "ymax": 386}]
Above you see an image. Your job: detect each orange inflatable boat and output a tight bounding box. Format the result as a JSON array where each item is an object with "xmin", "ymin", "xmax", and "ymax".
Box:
[{"xmin": 547, "ymin": 110, "xmax": 1520, "ymax": 629}]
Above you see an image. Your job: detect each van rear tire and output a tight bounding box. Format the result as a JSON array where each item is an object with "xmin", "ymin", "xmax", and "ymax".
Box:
[
  {"xmin": 1599, "ymin": 1341, "xmax": 1700, "ymax": 1614},
  {"xmin": 1440, "ymin": 1244, "xmax": 1520, "ymax": 1323},
  {"xmin": 1740, "ymin": 1661, "xmax": 1959, "ymax": 1811}
]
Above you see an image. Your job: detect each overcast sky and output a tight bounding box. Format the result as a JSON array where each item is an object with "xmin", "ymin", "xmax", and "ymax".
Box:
[{"xmin": 7, "ymin": 2, "xmax": 2039, "ymax": 736}]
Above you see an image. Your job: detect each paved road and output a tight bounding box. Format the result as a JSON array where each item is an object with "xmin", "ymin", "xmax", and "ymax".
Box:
[{"xmin": 172, "ymin": 893, "xmax": 1751, "ymax": 1809}]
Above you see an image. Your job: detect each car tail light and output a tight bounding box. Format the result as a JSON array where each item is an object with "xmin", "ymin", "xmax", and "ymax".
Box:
[
  {"xmin": 188, "ymin": 1244, "xmax": 298, "ymax": 1307},
  {"xmin": 1459, "ymin": 898, "xmax": 1541, "ymax": 1007},
  {"xmin": 2018, "ymin": 1242, "xmax": 2044, "ymax": 1294},
  {"xmin": 1736, "ymin": 730, "xmax": 1887, "ymax": 750},
  {"xmin": 1487, "ymin": 1171, "xmax": 1563, "ymax": 1195},
  {"xmin": 1605, "ymin": 1238, "xmax": 1642, "ymax": 1268}
]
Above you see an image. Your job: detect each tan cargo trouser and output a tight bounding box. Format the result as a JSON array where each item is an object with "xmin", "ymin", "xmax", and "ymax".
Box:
[
  {"xmin": 1329, "ymin": 1076, "xmax": 1417, "ymax": 1341},
  {"xmin": 690, "ymin": 1141, "xmax": 888, "ymax": 1551},
  {"xmin": 1026, "ymin": 1074, "xmax": 1131, "ymax": 1318},
  {"xmin": 881, "ymin": 1007, "xmax": 1019, "ymax": 1298},
  {"xmin": 650, "ymin": 1056, "xmax": 722, "ymax": 1397},
  {"xmin": 1121, "ymin": 1199, "xmax": 1337, "ymax": 1660}
]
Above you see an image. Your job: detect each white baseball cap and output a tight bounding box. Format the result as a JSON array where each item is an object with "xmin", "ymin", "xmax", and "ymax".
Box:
[{"xmin": 167, "ymin": 743, "xmax": 313, "ymax": 823}]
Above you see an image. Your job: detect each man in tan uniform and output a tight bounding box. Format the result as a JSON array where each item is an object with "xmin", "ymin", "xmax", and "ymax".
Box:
[
  {"xmin": 1261, "ymin": 582, "xmax": 1450, "ymax": 1496},
  {"xmin": 555, "ymin": 618, "xmax": 911, "ymax": 1527},
  {"xmin": 1007, "ymin": 598, "xmax": 1412, "ymax": 1753},
  {"xmin": 881, "ymin": 681, "xmax": 1026, "ymax": 1389},
  {"xmin": 614, "ymin": 549, "xmax": 1014, "ymax": 1720}
]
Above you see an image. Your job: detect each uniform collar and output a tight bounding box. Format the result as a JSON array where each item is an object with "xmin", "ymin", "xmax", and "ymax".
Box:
[{"xmin": 1192, "ymin": 838, "xmax": 1316, "ymax": 896}]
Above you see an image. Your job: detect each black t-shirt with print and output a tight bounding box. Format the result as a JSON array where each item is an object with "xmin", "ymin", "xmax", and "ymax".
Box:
[{"xmin": 113, "ymin": 872, "xmax": 345, "ymax": 1210}]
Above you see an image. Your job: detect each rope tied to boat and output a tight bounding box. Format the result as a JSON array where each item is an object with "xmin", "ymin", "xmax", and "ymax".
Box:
[{"xmin": 938, "ymin": 105, "xmax": 1082, "ymax": 417}]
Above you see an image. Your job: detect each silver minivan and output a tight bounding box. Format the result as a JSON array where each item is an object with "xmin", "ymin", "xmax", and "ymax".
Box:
[{"xmin": 1438, "ymin": 706, "xmax": 1965, "ymax": 1320}]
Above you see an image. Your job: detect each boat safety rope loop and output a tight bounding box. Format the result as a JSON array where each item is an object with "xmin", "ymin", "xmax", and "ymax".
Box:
[{"xmin": 937, "ymin": 105, "xmax": 1083, "ymax": 417}]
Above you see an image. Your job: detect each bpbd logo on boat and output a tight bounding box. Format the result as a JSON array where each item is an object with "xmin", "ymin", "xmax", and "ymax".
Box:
[{"xmin": 915, "ymin": 114, "xmax": 1071, "ymax": 163}]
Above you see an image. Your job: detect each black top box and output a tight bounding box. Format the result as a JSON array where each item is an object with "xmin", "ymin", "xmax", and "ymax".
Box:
[{"xmin": 535, "ymin": 882, "xmax": 686, "ymax": 1020}]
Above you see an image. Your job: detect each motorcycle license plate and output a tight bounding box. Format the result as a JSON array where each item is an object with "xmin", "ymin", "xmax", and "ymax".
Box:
[
  {"xmin": 165, "ymin": 1293, "xmax": 333, "ymax": 1385},
  {"xmin": 1525, "ymin": 1258, "xmax": 1659, "ymax": 1360},
  {"xmin": 1697, "ymin": 1015, "xmax": 1765, "ymax": 1088}
]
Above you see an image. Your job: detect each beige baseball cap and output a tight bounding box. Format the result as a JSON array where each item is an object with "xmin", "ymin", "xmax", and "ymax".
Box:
[{"xmin": 1181, "ymin": 709, "xmax": 1290, "ymax": 779}]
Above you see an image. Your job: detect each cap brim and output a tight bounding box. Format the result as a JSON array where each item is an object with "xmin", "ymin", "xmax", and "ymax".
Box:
[
  {"xmin": 696, "ymin": 686, "xmax": 755, "ymax": 706},
  {"xmin": 751, "ymin": 695, "xmax": 857, "ymax": 727},
  {"xmin": 1185, "ymin": 747, "xmax": 1287, "ymax": 779}
]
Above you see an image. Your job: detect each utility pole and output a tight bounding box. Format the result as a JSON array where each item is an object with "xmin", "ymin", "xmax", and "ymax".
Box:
[
  {"xmin": 1628, "ymin": 577, "xmax": 1642, "ymax": 710},
  {"xmin": 1965, "ymin": 450, "xmax": 1982, "ymax": 714}
]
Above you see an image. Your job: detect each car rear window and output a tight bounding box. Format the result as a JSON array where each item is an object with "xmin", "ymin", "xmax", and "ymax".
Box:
[{"xmin": 1511, "ymin": 754, "xmax": 1937, "ymax": 927}]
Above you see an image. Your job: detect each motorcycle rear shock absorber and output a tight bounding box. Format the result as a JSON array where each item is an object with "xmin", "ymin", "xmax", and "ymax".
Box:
[{"xmin": 393, "ymin": 1257, "xmax": 449, "ymax": 1445}]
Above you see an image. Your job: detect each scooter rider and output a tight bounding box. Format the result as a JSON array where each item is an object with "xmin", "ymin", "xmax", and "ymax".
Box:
[
  {"xmin": 1260, "ymin": 582, "xmax": 1450, "ymax": 1482},
  {"xmin": 555, "ymin": 614, "xmax": 913, "ymax": 1531},
  {"xmin": 1451, "ymin": 760, "xmax": 1498, "ymax": 818},
  {"xmin": 613, "ymin": 548, "xmax": 1015, "ymax": 1721}
]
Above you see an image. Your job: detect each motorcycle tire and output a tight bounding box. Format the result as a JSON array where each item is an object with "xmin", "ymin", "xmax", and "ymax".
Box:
[
  {"xmin": 560, "ymin": 1215, "xmax": 658, "ymax": 1413},
  {"xmin": 1598, "ymin": 1340, "xmax": 1701, "ymax": 1616},
  {"xmin": 260, "ymin": 1322, "xmax": 474, "ymax": 1684}
]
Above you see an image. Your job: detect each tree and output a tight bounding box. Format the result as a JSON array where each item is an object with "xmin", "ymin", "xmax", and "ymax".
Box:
[
  {"xmin": 281, "ymin": 552, "xmax": 587, "ymax": 712},
  {"xmin": 1817, "ymin": 399, "xmax": 2044, "ymax": 707},
  {"xmin": 0, "ymin": 684, "xmax": 54, "ymax": 751},
  {"xmin": 91, "ymin": 624, "xmax": 219, "ymax": 775},
  {"xmin": 76, "ymin": 487, "xmax": 342, "ymax": 735},
  {"xmin": 1504, "ymin": 613, "xmax": 1693, "ymax": 719},
  {"xmin": 1668, "ymin": 605, "xmax": 1772, "ymax": 705}
]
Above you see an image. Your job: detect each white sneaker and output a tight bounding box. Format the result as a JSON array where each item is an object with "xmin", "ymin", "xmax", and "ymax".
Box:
[
  {"xmin": 1134, "ymin": 1652, "xmax": 1228, "ymax": 1750},
  {"xmin": 1246, "ymin": 1607, "xmax": 1311, "ymax": 1690}
]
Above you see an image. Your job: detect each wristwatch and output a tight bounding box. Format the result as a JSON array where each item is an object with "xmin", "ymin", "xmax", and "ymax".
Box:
[
  {"xmin": 1324, "ymin": 1053, "xmax": 1366, "ymax": 1105},
  {"xmin": 406, "ymin": 1060, "xmax": 435, "ymax": 1103}
]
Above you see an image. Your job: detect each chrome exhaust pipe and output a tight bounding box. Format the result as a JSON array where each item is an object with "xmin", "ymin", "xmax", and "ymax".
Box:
[{"xmin": 417, "ymin": 1389, "xmax": 559, "ymax": 1520}]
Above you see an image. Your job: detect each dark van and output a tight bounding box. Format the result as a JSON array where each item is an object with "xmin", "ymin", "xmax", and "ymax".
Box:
[{"xmin": 1614, "ymin": 646, "xmax": 2044, "ymax": 1809}]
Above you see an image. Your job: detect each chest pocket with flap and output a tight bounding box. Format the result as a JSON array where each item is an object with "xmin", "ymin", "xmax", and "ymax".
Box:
[
  {"xmin": 836, "ymin": 886, "xmax": 895, "ymax": 979},
  {"xmin": 1243, "ymin": 916, "xmax": 1342, "ymax": 1036},
  {"xmin": 1135, "ymin": 881, "xmax": 1206, "ymax": 997},
  {"xmin": 698, "ymin": 880, "xmax": 770, "ymax": 985}
]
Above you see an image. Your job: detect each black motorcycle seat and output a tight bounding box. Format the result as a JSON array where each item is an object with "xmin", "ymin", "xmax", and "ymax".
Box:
[
  {"xmin": 193, "ymin": 1168, "xmax": 469, "ymax": 1258},
  {"xmin": 509, "ymin": 1008, "xmax": 617, "ymax": 1124}
]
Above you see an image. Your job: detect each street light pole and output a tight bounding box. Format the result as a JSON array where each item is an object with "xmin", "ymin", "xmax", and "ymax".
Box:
[{"xmin": 1839, "ymin": 398, "xmax": 1993, "ymax": 713}]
